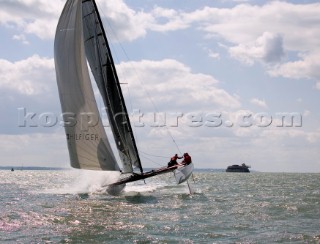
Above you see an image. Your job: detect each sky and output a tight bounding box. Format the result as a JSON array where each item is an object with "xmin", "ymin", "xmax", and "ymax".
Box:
[{"xmin": 0, "ymin": 0, "xmax": 320, "ymax": 172}]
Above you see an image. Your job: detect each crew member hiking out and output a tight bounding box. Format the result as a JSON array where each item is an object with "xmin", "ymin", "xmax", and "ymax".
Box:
[
  {"xmin": 168, "ymin": 154, "xmax": 182, "ymax": 167},
  {"xmin": 181, "ymin": 153, "xmax": 192, "ymax": 165}
]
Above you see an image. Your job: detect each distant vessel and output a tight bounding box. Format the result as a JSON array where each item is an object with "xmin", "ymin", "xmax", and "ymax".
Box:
[
  {"xmin": 226, "ymin": 163, "xmax": 250, "ymax": 173},
  {"xmin": 11, "ymin": 168, "xmax": 14, "ymax": 172}
]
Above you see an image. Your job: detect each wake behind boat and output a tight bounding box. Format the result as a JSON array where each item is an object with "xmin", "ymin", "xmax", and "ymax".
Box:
[{"xmin": 54, "ymin": 0, "xmax": 194, "ymax": 195}]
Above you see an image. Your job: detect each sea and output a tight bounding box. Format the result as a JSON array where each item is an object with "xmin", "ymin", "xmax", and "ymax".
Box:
[{"xmin": 1, "ymin": 169, "xmax": 320, "ymax": 243}]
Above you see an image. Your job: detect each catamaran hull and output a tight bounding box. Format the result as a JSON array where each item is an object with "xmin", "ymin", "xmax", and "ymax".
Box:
[
  {"xmin": 174, "ymin": 163, "xmax": 194, "ymax": 184},
  {"xmin": 108, "ymin": 163, "xmax": 194, "ymax": 186},
  {"xmin": 106, "ymin": 184, "xmax": 126, "ymax": 196}
]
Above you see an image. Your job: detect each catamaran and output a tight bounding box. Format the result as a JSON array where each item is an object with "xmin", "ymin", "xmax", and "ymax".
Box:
[{"xmin": 54, "ymin": 0, "xmax": 194, "ymax": 195}]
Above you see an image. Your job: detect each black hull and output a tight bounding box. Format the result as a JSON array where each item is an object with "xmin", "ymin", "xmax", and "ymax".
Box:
[
  {"xmin": 226, "ymin": 168, "xmax": 250, "ymax": 173},
  {"xmin": 226, "ymin": 164, "xmax": 250, "ymax": 173}
]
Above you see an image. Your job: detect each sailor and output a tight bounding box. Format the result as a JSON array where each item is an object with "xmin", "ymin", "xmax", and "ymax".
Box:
[
  {"xmin": 181, "ymin": 153, "xmax": 192, "ymax": 165},
  {"xmin": 168, "ymin": 154, "xmax": 182, "ymax": 167}
]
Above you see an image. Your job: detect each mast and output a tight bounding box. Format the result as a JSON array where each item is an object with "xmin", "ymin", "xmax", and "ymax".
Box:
[{"xmin": 82, "ymin": 0, "xmax": 143, "ymax": 174}]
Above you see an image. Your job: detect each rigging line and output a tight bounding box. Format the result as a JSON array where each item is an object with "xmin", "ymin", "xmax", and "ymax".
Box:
[
  {"xmin": 139, "ymin": 150, "xmax": 169, "ymax": 159},
  {"xmin": 140, "ymin": 154, "xmax": 163, "ymax": 167},
  {"xmin": 96, "ymin": 3, "xmax": 182, "ymax": 154}
]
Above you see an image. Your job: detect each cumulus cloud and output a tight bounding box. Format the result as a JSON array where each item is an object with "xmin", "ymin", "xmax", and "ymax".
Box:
[
  {"xmin": 0, "ymin": 0, "xmax": 186, "ymax": 42},
  {"xmin": 0, "ymin": 54, "xmax": 236, "ymax": 99},
  {"xmin": 149, "ymin": 7, "xmax": 189, "ymax": 32},
  {"xmin": 128, "ymin": 1, "xmax": 319, "ymax": 84},
  {"xmin": 0, "ymin": 55, "xmax": 61, "ymax": 136},
  {"xmin": 183, "ymin": 1, "xmax": 320, "ymax": 82},
  {"xmin": 0, "ymin": 0, "xmax": 64, "ymax": 39},
  {"xmin": 0, "ymin": 54, "xmax": 240, "ymax": 137},
  {"xmin": 96, "ymin": 0, "xmax": 152, "ymax": 41},
  {"xmin": 117, "ymin": 59, "xmax": 241, "ymax": 111},
  {"xmin": 268, "ymin": 51, "xmax": 320, "ymax": 84},
  {"xmin": 196, "ymin": 2, "xmax": 320, "ymax": 50},
  {"xmin": 0, "ymin": 55, "xmax": 55, "ymax": 95},
  {"xmin": 229, "ymin": 32, "xmax": 284, "ymax": 65},
  {"xmin": 0, "ymin": 0, "xmax": 151, "ymax": 41},
  {"xmin": 97, "ymin": 1, "xmax": 191, "ymax": 40},
  {"xmin": 100, "ymin": 1, "xmax": 319, "ymax": 84}
]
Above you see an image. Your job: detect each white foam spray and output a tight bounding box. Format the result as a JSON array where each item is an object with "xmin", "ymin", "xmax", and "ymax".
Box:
[
  {"xmin": 70, "ymin": 170, "xmax": 121, "ymax": 193},
  {"xmin": 43, "ymin": 169, "xmax": 121, "ymax": 195}
]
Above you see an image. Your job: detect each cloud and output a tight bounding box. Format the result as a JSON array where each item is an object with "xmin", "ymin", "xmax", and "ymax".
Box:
[
  {"xmin": 97, "ymin": 2, "xmax": 188, "ymax": 40},
  {"xmin": 0, "ymin": 0, "xmax": 64, "ymax": 39},
  {"xmin": 0, "ymin": 55, "xmax": 54, "ymax": 95},
  {"xmin": 0, "ymin": 0, "xmax": 184, "ymax": 42},
  {"xmin": 184, "ymin": 1, "xmax": 320, "ymax": 82},
  {"xmin": 196, "ymin": 2, "xmax": 320, "ymax": 51},
  {"xmin": 205, "ymin": 48, "xmax": 220, "ymax": 59},
  {"xmin": 229, "ymin": 32, "xmax": 284, "ymax": 65},
  {"xmin": 148, "ymin": 7, "xmax": 190, "ymax": 32},
  {"xmin": 208, "ymin": 51, "xmax": 220, "ymax": 59},
  {"xmin": 0, "ymin": 54, "xmax": 240, "ymax": 137},
  {"xmin": 96, "ymin": 0, "xmax": 153, "ymax": 42},
  {"xmin": 0, "ymin": 0, "xmax": 149, "ymax": 42},
  {"xmin": 101, "ymin": 1, "xmax": 320, "ymax": 84},
  {"xmin": 0, "ymin": 55, "xmax": 60, "ymax": 135},
  {"xmin": 12, "ymin": 34, "xmax": 29, "ymax": 45},
  {"xmin": 117, "ymin": 59, "xmax": 241, "ymax": 111},
  {"xmin": 250, "ymin": 98, "xmax": 268, "ymax": 109},
  {"xmin": 268, "ymin": 51, "xmax": 320, "ymax": 84}
]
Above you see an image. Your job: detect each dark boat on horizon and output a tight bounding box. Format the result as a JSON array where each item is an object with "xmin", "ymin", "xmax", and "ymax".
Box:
[{"xmin": 226, "ymin": 163, "xmax": 250, "ymax": 173}]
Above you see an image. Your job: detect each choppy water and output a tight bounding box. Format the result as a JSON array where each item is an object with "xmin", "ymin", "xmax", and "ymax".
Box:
[{"xmin": 0, "ymin": 170, "xmax": 320, "ymax": 243}]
